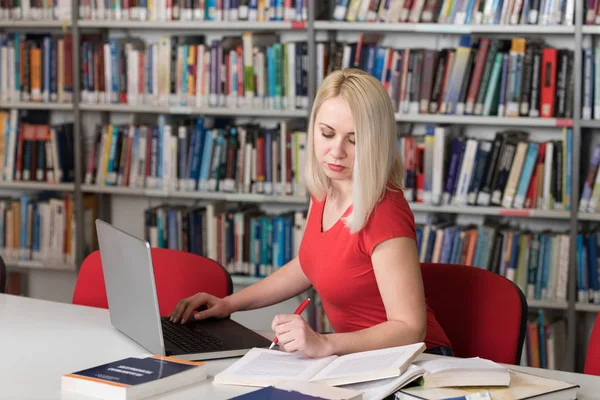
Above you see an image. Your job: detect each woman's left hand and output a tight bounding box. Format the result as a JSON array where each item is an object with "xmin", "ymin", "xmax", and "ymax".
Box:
[{"xmin": 271, "ymin": 314, "xmax": 333, "ymax": 358}]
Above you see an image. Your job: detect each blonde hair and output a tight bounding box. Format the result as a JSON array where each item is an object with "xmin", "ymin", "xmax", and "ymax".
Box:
[{"xmin": 305, "ymin": 68, "xmax": 405, "ymax": 234}]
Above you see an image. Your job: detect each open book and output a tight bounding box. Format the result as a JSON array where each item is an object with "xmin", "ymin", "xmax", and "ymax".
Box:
[
  {"xmin": 214, "ymin": 342, "xmax": 426, "ymax": 388},
  {"xmin": 395, "ymin": 369, "xmax": 579, "ymax": 400}
]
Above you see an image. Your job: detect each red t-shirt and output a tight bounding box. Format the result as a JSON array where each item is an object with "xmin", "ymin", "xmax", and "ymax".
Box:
[{"xmin": 299, "ymin": 187, "xmax": 452, "ymax": 350}]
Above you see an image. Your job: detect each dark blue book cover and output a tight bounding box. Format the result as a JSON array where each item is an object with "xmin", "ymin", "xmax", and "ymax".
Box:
[
  {"xmin": 231, "ymin": 386, "xmax": 329, "ymax": 399},
  {"xmin": 66, "ymin": 356, "xmax": 201, "ymax": 387}
]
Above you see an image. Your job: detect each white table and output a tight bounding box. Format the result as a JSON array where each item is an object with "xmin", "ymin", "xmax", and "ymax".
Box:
[{"xmin": 1, "ymin": 293, "xmax": 600, "ymax": 400}]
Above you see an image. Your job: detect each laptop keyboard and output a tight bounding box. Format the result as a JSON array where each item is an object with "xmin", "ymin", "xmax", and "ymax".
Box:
[{"xmin": 161, "ymin": 318, "xmax": 226, "ymax": 353}]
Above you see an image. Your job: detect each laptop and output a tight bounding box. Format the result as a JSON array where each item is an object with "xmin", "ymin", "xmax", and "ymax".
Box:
[{"xmin": 95, "ymin": 219, "xmax": 272, "ymax": 361}]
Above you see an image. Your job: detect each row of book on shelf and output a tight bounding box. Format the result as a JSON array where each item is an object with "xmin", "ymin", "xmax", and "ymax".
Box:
[
  {"xmin": 0, "ymin": 30, "xmax": 580, "ymax": 121},
  {"xmin": 0, "ymin": 0, "xmax": 70, "ymax": 20},
  {"xmin": 0, "ymin": 194, "xmax": 98, "ymax": 268},
  {"xmin": 582, "ymin": 42, "xmax": 600, "ymax": 121},
  {"xmin": 522, "ymin": 311, "xmax": 567, "ymax": 370},
  {"xmin": 79, "ymin": 0, "xmax": 310, "ymax": 21},
  {"xmin": 0, "ymin": 110, "xmax": 75, "ymax": 184},
  {"xmin": 0, "ymin": 33, "xmax": 74, "ymax": 104},
  {"xmin": 321, "ymin": 35, "xmax": 574, "ymax": 120},
  {"xmin": 416, "ymin": 217, "xmax": 570, "ymax": 303},
  {"xmin": 79, "ymin": 33, "xmax": 309, "ymax": 110},
  {"xmin": 333, "ymin": 0, "xmax": 575, "ymax": 26},
  {"xmin": 84, "ymin": 116, "xmax": 308, "ymax": 197},
  {"xmin": 399, "ymin": 126, "xmax": 573, "ymax": 211},
  {"xmin": 143, "ymin": 203, "xmax": 307, "ymax": 277}
]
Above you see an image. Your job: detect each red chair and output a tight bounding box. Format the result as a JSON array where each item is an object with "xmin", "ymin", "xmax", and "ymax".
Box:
[
  {"xmin": 584, "ymin": 314, "xmax": 600, "ymax": 376},
  {"xmin": 420, "ymin": 262, "xmax": 527, "ymax": 365},
  {"xmin": 72, "ymin": 248, "xmax": 233, "ymax": 316}
]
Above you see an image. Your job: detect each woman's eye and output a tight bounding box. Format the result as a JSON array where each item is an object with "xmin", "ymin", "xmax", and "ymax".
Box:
[
  {"xmin": 321, "ymin": 132, "xmax": 334, "ymax": 138},
  {"xmin": 348, "ymin": 137, "xmax": 355, "ymax": 145}
]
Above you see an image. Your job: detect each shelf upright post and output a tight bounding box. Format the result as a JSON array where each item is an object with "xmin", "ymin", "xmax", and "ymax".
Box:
[
  {"xmin": 98, "ymin": 26, "xmax": 113, "ymax": 224},
  {"xmin": 569, "ymin": 0, "xmax": 584, "ymax": 373},
  {"xmin": 72, "ymin": 0, "xmax": 85, "ymax": 270}
]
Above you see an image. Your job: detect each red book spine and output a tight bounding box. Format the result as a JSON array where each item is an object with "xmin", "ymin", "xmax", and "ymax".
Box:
[
  {"xmin": 540, "ymin": 47, "xmax": 557, "ymax": 118},
  {"xmin": 465, "ymin": 38, "xmax": 490, "ymax": 114}
]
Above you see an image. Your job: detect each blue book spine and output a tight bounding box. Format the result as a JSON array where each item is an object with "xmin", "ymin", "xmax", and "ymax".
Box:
[
  {"xmin": 181, "ymin": 45, "xmax": 189, "ymax": 105},
  {"xmin": 538, "ymin": 309, "xmax": 546, "ymax": 368},
  {"xmin": 444, "ymin": 138, "xmax": 463, "ymax": 201},
  {"xmin": 151, "ymin": 126, "xmax": 159, "ymax": 183},
  {"xmin": 535, "ymin": 235, "xmax": 547, "ymax": 300},
  {"xmin": 206, "ymin": 0, "xmax": 216, "ymax": 20},
  {"xmin": 43, "ymin": 37, "xmax": 50, "ymax": 100},
  {"xmin": 464, "ymin": 0, "xmax": 476, "ymax": 23},
  {"xmin": 190, "ymin": 124, "xmax": 204, "ymax": 188},
  {"xmin": 107, "ymin": 125, "xmax": 119, "ymax": 184},
  {"xmin": 14, "ymin": 34, "xmax": 21, "ymax": 95},
  {"xmin": 498, "ymin": 53, "xmax": 509, "ymax": 115},
  {"xmin": 19, "ymin": 196, "xmax": 28, "ymax": 259},
  {"xmin": 198, "ymin": 129, "xmax": 214, "ymax": 190},
  {"xmin": 157, "ymin": 116, "xmax": 165, "ymax": 181},
  {"xmin": 168, "ymin": 209, "xmax": 177, "ymax": 249},
  {"xmin": 267, "ymin": 47, "xmax": 275, "ymax": 107},
  {"xmin": 284, "ymin": 216, "xmax": 292, "ymax": 263},
  {"xmin": 373, "ymin": 48, "xmax": 385, "ymax": 81},
  {"xmin": 587, "ymin": 235, "xmax": 600, "ymax": 301},
  {"xmin": 146, "ymin": 44, "xmax": 153, "ymax": 96},
  {"xmin": 33, "ymin": 203, "xmax": 40, "ymax": 257},
  {"xmin": 514, "ymin": 142, "xmax": 540, "ymax": 207},
  {"xmin": 110, "ymin": 38, "xmax": 119, "ymax": 103},
  {"xmin": 565, "ymin": 128, "xmax": 573, "ymax": 210}
]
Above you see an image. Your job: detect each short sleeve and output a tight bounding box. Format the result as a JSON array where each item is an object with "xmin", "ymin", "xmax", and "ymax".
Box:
[{"xmin": 359, "ymin": 189, "xmax": 417, "ymax": 256}]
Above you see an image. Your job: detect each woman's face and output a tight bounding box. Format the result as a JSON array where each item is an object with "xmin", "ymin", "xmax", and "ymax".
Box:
[{"xmin": 313, "ymin": 96, "xmax": 356, "ymax": 183}]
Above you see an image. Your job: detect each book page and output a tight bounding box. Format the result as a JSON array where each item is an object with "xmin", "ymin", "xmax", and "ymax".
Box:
[
  {"xmin": 416, "ymin": 357, "xmax": 507, "ymax": 374},
  {"xmin": 309, "ymin": 342, "xmax": 425, "ymax": 385},
  {"xmin": 340, "ymin": 364, "xmax": 425, "ymax": 400},
  {"xmin": 213, "ymin": 348, "xmax": 336, "ymax": 387}
]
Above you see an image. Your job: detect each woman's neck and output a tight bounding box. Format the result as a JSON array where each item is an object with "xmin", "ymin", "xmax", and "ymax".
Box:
[{"xmin": 328, "ymin": 180, "xmax": 353, "ymax": 207}]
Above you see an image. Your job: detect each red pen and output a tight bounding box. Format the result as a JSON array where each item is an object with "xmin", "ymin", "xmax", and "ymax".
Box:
[{"xmin": 269, "ymin": 298, "xmax": 311, "ymax": 350}]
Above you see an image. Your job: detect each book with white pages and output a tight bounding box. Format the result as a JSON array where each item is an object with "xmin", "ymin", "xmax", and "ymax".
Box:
[
  {"xmin": 338, "ymin": 364, "xmax": 426, "ymax": 400},
  {"xmin": 415, "ymin": 357, "xmax": 511, "ymax": 388},
  {"xmin": 395, "ymin": 369, "xmax": 578, "ymax": 400},
  {"xmin": 213, "ymin": 342, "xmax": 426, "ymax": 388}
]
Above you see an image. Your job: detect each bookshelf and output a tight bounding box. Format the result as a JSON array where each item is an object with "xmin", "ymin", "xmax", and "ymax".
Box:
[{"xmin": 0, "ymin": 0, "xmax": 598, "ymax": 373}]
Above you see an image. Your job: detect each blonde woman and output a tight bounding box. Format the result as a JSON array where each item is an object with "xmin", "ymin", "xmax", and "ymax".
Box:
[{"xmin": 169, "ymin": 68, "xmax": 452, "ymax": 358}]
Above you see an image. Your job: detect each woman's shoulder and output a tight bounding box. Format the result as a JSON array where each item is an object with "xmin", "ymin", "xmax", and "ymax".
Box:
[{"xmin": 376, "ymin": 185, "xmax": 411, "ymax": 210}]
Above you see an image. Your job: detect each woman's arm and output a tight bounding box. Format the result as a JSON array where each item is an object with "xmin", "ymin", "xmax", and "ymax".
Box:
[
  {"xmin": 272, "ymin": 236, "xmax": 426, "ymax": 358},
  {"xmin": 226, "ymin": 256, "xmax": 312, "ymax": 312},
  {"xmin": 324, "ymin": 236, "xmax": 427, "ymax": 355},
  {"xmin": 171, "ymin": 201, "xmax": 314, "ymax": 324}
]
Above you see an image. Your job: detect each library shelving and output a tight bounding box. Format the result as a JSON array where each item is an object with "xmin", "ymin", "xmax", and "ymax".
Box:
[
  {"xmin": 0, "ymin": 102, "xmax": 74, "ymax": 111},
  {"xmin": 78, "ymin": 103, "xmax": 310, "ymax": 118},
  {"xmin": 395, "ymin": 115, "xmax": 573, "ymax": 127},
  {"xmin": 78, "ymin": 20, "xmax": 307, "ymax": 30},
  {"xmin": 314, "ymin": 21, "xmax": 576, "ymax": 35},
  {"xmin": 80, "ymin": 184, "xmax": 309, "ymax": 204},
  {"xmin": 1, "ymin": 0, "xmax": 599, "ymax": 373}
]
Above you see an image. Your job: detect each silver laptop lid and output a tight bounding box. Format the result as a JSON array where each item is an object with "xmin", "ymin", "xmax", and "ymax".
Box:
[{"xmin": 95, "ymin": 219, "xmax": 165, "ymax": 356}]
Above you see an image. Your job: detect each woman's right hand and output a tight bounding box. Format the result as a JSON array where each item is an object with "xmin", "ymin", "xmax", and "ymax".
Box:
[{"xmin": 168, "ymin": 293, "xmax": 234, "ymax": 324}]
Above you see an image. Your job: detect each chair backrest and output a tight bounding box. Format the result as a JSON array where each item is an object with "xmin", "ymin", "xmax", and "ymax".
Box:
[
  {"xmin": 0, "ymin": 255, "xmax": 6, "ymax": 294},
  {"xmin": 72, "ymin": 248, "xmax": 233, "ymax": 316},
  {"xmin": 420, "ymin": 262, "xmax": 527, "ymax": 365},
  {"xmin": 585, "ymin": 313, "xmax": 600, "ymax": 376}
]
